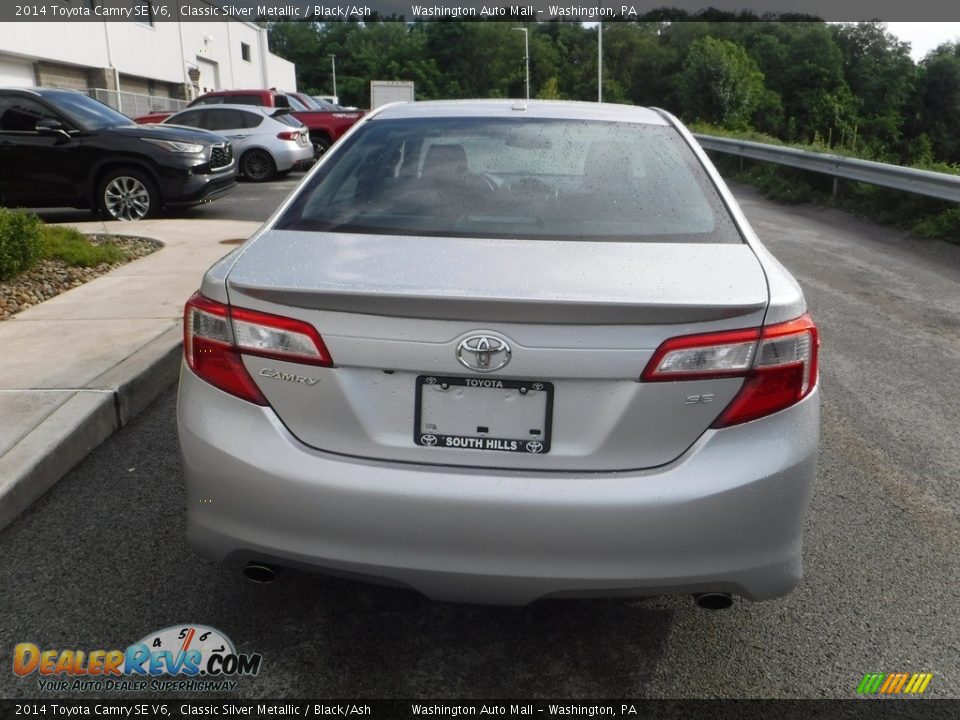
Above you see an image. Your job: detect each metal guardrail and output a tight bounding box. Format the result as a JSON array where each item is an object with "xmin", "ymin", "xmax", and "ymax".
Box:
[{"xmin": 694, "ymin": 134, "xmax": 960, "ymax": 204}]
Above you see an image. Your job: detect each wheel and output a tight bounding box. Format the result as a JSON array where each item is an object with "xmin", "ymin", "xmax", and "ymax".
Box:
[
  {"xmin": 240, "ymin": 149, "xmax": 276, "ymax": 182},
  {"xmin": 312, "ymin": 135, "xmax": 331, "ymax": 158},
  {"xmin": 97, "ymin": 169, "xmax": 159, "ymax": 221}
]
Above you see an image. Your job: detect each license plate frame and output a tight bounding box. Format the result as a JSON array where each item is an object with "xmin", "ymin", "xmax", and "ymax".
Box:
[{"xmin": 414, "ymin": 375, "xmax": 554, "ymax": 454}]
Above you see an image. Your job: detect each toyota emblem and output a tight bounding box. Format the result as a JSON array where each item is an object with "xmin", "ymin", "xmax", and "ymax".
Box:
[{"xmin": 456, "ymin": 335, "xmax": 511, "ymax": 372}]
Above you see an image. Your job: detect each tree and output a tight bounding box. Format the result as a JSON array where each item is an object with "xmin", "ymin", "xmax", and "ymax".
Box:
[
  {"xmin": 914, "ymin": 45, "xmax": 960, "ymax": 163},
  {"xmin": 536, "ymin": 77, "xmax": 563, "ymax": 100},
  {"xmin": 834, "ymin": 22, "xmax": 917, "ymax": 158},
  {"xmin": 678, "ymin": 36, "xmax": 766, "ymax": 129},
  {"xmin": 259, "ymin": 19, "xmax": 959, "ymax": 167},
  {"xmin": 776, "ymin": 24, "xmax": 856, "ymax": 143}
]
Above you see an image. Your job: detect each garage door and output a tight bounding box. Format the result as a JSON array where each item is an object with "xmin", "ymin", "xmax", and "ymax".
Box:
[{"xmin": 0, "ymin": 57, "xmax": 35, "ymax": 87}]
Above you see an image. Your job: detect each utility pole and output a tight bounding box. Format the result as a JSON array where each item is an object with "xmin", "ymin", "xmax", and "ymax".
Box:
[{"xmin": 512, "ymin": 27, "xmax": 530, "ymax": 100}]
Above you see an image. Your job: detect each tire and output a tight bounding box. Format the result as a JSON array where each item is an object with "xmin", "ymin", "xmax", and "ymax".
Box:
[
  {"xmin": 97, "ymin": 168, "xmax": 159, "ymax": 221},
  {"xmin": 312, "ymin": 135, "xmax": 331, "ymax": 158},
  {"xmin": 240, "ymin": 149, "xmax": 276, "ymax": 182}
]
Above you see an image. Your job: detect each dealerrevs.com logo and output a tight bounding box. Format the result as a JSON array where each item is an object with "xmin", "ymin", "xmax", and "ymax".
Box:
[{"xmin": 13, "ymin": 625, "xmax": 262, "ymax": 692}]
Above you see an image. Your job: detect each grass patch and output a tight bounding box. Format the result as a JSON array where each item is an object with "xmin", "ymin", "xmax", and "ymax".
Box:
[{"xmin": 40, "ymin": 225, "xmax": 126, "ymax": 267}]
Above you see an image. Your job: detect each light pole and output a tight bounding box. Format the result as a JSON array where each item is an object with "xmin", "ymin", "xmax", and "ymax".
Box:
[
  {"xmin": 329, "ymin": 54, "xmax": 337, "ymax": 102},
  {"xmin": 512, "ymin": 27, "xmax": 530, "ymax": 100},
  {"xmin": 597, "ymin": 22, "xmax": 603, "ymax": 103}
]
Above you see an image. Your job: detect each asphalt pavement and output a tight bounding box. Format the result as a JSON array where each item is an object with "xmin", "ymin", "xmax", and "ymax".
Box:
[
  {"xmin": 28, "ymin": 172, "xmax": 306, "ymax": 224},
  {"xmin": 1, "ymin": 183, "xmax": 957, "ymax": 699}
]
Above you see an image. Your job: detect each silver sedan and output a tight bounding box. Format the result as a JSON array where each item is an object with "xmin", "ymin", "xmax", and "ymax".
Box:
[
  {"xmin": 164, "ymin": 104, "xmax": 313, "ymax": 182},
  {"xmin": 177, "ymin": 100, "xmax": 820, "ymax": 608}
]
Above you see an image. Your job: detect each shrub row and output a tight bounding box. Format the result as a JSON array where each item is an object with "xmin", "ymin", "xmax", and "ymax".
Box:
[{"xmin": 0, "ymin": 208, "xmax": 43, "ymax": 281}]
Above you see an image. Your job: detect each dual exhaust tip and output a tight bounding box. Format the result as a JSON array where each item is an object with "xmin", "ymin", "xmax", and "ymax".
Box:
[{"xmin": 242, "ymin": 565, "xmax": 734, "ymax": 611}]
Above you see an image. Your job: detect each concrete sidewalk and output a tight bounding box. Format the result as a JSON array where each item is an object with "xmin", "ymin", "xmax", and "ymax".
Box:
[{"xmin": 0, "ymin": 218, "xmax": 260, "ymax": 531}]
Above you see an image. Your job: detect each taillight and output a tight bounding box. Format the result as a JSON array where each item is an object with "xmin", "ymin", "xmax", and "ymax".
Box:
[
  {"xmin": 276, "ymin": 130, "xmax": 300, "ymax": 140},
  {"xmin": 642, "ymin": 314, "xmax": 819, "ymax": 427},
  {"xmin": 183, "ymin": 292, "xmax": 332, "ymax": 405}
]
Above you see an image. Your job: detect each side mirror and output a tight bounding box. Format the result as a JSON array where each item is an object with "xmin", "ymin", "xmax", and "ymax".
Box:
[{"xmin": 36, "ymin": 118, "xmax": 71, "ymax": 140}]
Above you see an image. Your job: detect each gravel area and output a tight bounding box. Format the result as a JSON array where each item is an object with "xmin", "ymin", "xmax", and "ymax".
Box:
[{"xmin": 0, "ymin": 235, "xmax": 161, "ymax": 321}]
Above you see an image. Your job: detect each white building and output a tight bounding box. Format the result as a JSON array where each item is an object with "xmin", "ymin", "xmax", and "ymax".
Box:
[{"xmin": 0, "ymin": 1, "xmax": 296, "ymax": 116}]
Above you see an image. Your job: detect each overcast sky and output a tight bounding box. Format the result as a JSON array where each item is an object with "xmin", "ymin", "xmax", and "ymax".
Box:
[{"xmin": 869, "ymin": 23, "xmax": 960, "ymax": 60}]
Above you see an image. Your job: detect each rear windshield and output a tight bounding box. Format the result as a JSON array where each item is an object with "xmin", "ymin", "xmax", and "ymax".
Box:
[
  {"xmin": 276, "ymin": 117, "xmax": 742, "ymax": 243},
  {"xmin": 273, "ymin": 111, "xmax": 304, "ymax": 128}
]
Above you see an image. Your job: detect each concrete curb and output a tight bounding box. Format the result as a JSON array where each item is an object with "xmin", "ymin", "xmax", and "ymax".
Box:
[
  {"xmin": 0, "ymin": 327, "xmax": 183, "ymax": 532},
  {"xmin": 0, "ymin": 217, "xmax": 260, "ymax": 534}
]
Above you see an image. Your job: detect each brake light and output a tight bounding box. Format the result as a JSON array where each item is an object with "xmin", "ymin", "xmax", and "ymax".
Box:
[
  {"xmin": 183, "ymin": 292, "xmax": 332, "ymax": 405},
  {"xmin": 641, "ymin": 314, "xmax": 819, "ymax": 427},
  {"xmin": 276, "ymin": 130, "xmax": 300, "ymax": 140}
]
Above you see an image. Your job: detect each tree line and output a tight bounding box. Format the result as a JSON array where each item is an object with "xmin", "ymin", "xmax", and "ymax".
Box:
[{"xmin": 267, "ymin": 14, "xmax": 960, "ymax": 167}]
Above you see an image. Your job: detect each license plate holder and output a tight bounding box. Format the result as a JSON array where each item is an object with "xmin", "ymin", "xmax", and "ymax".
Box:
[{"xmin": 414, "ymin": 375, "xmax": 553, "ymax": 454}]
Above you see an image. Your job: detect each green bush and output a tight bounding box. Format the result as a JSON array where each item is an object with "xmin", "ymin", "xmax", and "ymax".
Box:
[
  {"xmin": 41, "ymin": 226, "xmax": 124, "ymax": 267},
  {"xmin": 911, "ymin": 208, "xmax": 960, "ymax": 240},
  {"xmin": 0, "ymin": 208, "xmax": 44, "ymax": 280}
]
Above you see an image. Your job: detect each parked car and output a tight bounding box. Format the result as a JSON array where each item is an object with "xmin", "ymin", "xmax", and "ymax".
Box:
[
  {"xmin": 178, "ymin": 100, "xmax": 820, "ymax": 608},
  {"xmin": 0, "ymin": 87, "xmax": 236, "ymax": 220},
  {"xmin": 292, "ymin": 92, "xmax": 360, "ymax": 113},
  {"xmin": 136, "ymin": 89, "xmax": 364, "ymax": 157},
  {"xmin": 163, "ymin": 105, "xmax": 313, "ymax": 182},
  {"xmin": 312, "ymin": 96, "xmax": 359, "ymax": 112}
]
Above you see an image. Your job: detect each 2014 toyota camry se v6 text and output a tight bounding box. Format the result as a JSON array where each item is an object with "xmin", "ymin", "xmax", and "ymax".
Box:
[{"xmin": 176, "ymin": 100, "xmax": 820, "ymax": 608}]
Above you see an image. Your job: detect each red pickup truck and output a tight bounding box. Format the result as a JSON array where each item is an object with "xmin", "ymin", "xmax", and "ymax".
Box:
[{"xmin": 135, "ymin": 89, "xmax": 364, "ymax": 156}]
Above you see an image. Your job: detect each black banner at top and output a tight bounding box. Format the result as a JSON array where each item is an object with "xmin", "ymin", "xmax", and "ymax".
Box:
[
  {"xmin": 0, "ymin": 700, "xmax": 958, "ymax": 720},
  {"xmin": 5, "ymin": 0, "xmax": 960, "ymax": 23}
]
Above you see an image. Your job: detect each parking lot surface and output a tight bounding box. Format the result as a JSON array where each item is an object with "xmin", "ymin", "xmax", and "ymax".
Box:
[
  {"xmin": 31, "ymin": 171, "xmax": 306, "ymax": 225},
  {"xmin": 2, "ymin": 185, "xmax": 958, "ymax": 699}
]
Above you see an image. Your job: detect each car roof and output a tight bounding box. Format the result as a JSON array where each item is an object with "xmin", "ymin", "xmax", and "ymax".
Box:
[
  {"xmin": 175, "ymin": 104, "xmax": 279, "ymax": 116},
  {"xmin": 201, "ymin": 89, "xmax": 280, "ymax": 95},
  {"xmin": 371, "ymin": 99, "xmax": 670, "ymax": 125}
]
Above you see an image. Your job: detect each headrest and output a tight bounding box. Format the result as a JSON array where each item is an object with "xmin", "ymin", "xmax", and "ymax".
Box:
[{"xmin": 422, "ymin": 143, "xmax": 469, "ymax": 176}]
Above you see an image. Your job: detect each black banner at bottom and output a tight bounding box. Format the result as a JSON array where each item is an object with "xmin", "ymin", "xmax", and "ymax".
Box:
[{"xmin": 1, "ymin": 700, "xmax": 958, "ymax": 720}]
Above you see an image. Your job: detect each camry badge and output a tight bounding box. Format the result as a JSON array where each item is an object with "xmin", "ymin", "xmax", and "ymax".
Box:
[{"xmin": 456, "ymin": 335, "xmax": 511, "ymax": 372}]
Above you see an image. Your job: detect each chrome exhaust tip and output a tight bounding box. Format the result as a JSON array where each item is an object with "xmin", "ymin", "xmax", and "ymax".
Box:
[{"xmin": 694, "ymin": 592, "xmax": 733, "ymax": 610}]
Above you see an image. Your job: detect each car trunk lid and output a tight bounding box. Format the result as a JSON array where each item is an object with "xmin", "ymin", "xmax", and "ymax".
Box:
[{"xmin": 223, "ymin": 230, "xmax": 769, "ymax": 471}]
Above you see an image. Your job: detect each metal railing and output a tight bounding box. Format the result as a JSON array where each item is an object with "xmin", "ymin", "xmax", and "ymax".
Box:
[
  {"xmin": 695, "ymin": 134, "xmax": 960, "ymax": 204},
  {"xmin": 86, "ymin": 88, "xmax": 187, "ymax": 119}
]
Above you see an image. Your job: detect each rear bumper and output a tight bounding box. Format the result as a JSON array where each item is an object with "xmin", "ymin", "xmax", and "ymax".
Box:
[
  {"xmin": 272, "ymin": 143, "xmax": 315, "ymax": 172},
  {"xmin": 177, "ymin": 366, "xmax": 819, "ymax": 605}
]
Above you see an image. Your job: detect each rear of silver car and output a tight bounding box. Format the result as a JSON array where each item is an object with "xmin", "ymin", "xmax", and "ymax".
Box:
[{"xmin": 177, "ymin": 101, "xmax": 819, "ymax": 605}]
